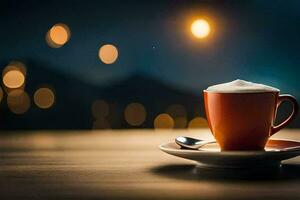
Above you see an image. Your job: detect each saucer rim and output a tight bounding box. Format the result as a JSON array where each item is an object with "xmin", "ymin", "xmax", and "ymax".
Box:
[{"xmin": 159, "ymin": 138, "xmax": 300, "ymax": 156}]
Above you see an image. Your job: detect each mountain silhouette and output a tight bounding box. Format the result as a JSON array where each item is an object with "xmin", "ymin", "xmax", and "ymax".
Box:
[{"xmin": 0, "ymin": 59, "xmax": 204, "ymax": 129}]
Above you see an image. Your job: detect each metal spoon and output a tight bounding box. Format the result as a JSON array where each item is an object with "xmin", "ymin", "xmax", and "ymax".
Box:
[
  {"xmin": 176, "ymin": 136, "xmax": 300, "ymax": 152},
  {"xmin": 175, "ymin": 136, "xmax": 216, "ymax": 150}
]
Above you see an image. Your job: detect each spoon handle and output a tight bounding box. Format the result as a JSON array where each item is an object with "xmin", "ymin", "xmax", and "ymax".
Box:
[
  {"xmin": 282, "ymin": 146, "xmax": 300, "ymax": 152},
  {"xmin": 194, "ymin": 140, "xmax": 216, "ymax": 148}
]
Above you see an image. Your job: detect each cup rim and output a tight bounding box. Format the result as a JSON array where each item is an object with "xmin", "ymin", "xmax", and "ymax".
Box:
[{"xmin": 203, "ymin": 90, "xmax": 280, "ymax": 94}]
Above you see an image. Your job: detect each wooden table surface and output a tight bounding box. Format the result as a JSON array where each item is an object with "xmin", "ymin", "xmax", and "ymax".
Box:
[{"xmin": 0, "ymin": 129, "xmax": 300, "ymax": 200}]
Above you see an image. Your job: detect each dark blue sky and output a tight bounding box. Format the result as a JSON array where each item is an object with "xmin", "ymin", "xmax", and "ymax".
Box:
[{"xmin": 1, "ymin": 0, "xmax": 300, "ymax": 97}]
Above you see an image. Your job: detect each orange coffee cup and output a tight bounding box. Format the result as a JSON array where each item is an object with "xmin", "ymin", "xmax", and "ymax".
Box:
[{"xmin": 204, "ymin": 91, "xmax": 298, "ymax": 151}]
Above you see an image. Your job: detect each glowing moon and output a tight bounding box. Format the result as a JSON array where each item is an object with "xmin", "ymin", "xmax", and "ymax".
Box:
[{"xmin": 191, "ymin": 19, "xmax": 210, "ymax": 39}]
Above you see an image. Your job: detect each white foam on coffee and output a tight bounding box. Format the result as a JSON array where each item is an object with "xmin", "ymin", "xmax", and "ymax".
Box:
[{"xmin": 206, "ymin": 79, "xmax": 279, "ymax": 93}]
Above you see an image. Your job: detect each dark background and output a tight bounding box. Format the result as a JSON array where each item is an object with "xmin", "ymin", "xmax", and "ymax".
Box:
[{"xmin": 0, "ymin": 0, "xmax": 299, "ymax": 129}]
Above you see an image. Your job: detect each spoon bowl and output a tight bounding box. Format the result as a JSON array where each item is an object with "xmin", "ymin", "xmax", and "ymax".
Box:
[{"xmin": 175, "ymin": 136, "xmax": 216, "ymax": 150}]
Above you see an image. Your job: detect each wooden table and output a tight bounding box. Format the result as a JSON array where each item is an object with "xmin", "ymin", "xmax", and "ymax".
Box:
[{"xmin": 0, "ymin": 129, "xmax": 300, "ymax": 200}]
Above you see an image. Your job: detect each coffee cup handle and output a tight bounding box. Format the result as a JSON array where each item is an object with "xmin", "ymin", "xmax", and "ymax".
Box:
[{"xmin": 271, "ymin": 94, "xmax": 299, "ymax": 135}]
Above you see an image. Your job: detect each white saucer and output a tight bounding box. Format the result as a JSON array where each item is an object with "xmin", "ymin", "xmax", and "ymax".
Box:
[{"xmin": 160, "ymin": 139, "xmax": 300, "ymax": 168}]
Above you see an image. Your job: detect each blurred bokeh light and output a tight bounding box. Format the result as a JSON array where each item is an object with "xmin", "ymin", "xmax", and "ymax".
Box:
[
  {"xmin": 124, "ymin": 102, "xmax": 146, "ymax": 126},
  {"xmin": 166, "ymin": 104, "xmax": 186, "ymax": 118},
  {"xmin": 93, "ymin": 118, "xmax": 110, "ymax": 129},
  {"xmin": 34, "ymin": 87, "xmax": 55, "ymax": 109},
  {"xmin": 154, "ymin": 113, "xmax": 174, "ymax": 129},
  {"xmin": 2, "ymin": 61, "xmax": 26, "ymax": 89},
  {"xmin": 98, "ymin": 44, "xmax": 118, "ymax": 64},
  {"xmin": 173, "ymin": 117, "xmax": 187, "ymax": 129},
  {"xmin": 3, "ymin": 70, "xmax": 25, "ymax": 89},
  {"xmin": 91, "ymin": 100, "xmax": 110, "ymax": 118},
  {"xmin": 7, "ymin": 89, "xmax": 30, "ymax": 114},
  {"xmin": 3, "ymin": 61, "xmax": 27, "ymax": 75},
  {"xmin": 0, "ymin": 86, "xmax": 3, "ymax": 103},
  {"xmin": 191, "ymin": 19, "xmax": 210, "ymax": 39},
  {"xmin": 46, "ymin": 23, "xmax": 71, "ymax": 48},
  {"xmin": 166, "ymin": 104, "xmax": 187, "ymax": 128},
  {"xmin": 188, "ymin": 117, "xmax": 208, "ymax": 129}
]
